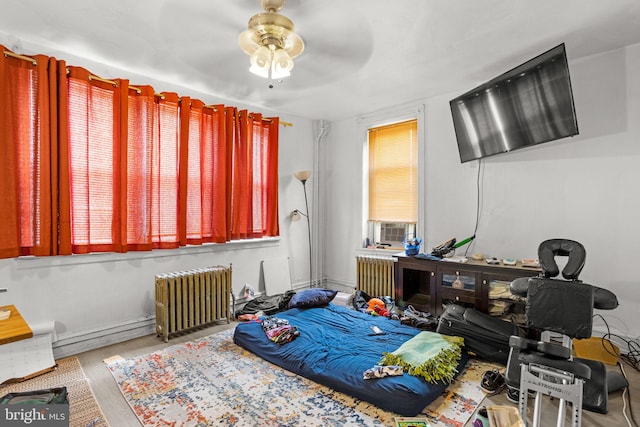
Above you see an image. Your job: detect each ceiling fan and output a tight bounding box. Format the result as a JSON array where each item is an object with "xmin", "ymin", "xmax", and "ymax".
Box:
[
  {"xmin": 156, "ymin": 0, "xmax": 374, "ymax": 99},
  {"xmin": 238, "ymin": 0, "xmax": 304, "ymax": 79}
]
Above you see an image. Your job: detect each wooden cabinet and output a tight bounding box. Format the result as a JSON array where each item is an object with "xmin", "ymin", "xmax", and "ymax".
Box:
[
  {"xmin": 395, "ymin": 255, "xmax": 540, "ymax": 318},
  {"xmin": 394, "ymin": 255, "xmax": 438, "ymax": 315}
]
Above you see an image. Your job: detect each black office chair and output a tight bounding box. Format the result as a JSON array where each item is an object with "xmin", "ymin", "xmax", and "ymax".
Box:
[{"xmin": 504, "ymin": 239, "xmax": 619, "ymax": 427}]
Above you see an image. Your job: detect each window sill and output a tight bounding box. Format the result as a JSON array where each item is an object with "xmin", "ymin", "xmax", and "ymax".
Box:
[
  {"xmin": 15, "ymin": 237, "xmax": 280, "ymax": 270},
  {"xmin": 355, "ymin": 247, "xmax": 404, "ymax": 258}
]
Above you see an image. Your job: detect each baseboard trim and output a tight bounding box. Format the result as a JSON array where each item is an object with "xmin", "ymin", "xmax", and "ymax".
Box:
[
  {"xmin": 51, "ymin": 279, "xmax": 356, "ymax": 359},
  {"xmin": 323, "ymin": 278, "xmax": 354, "ymax": 290},
  {"xmin": 53, "ymin": 317, "xmax": 156, "ymax": 359},
  {"xmin": 328, "ymin": 283, "xmax": 356, "ymax": 293}
]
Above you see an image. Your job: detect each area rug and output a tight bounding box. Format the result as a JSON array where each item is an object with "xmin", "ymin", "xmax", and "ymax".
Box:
[
  {"xmin": 0, "ymin": 356, "xmax": 109, "ymax": 427},
  {"xmin": 107, "ymin": 328, "xmax": 497, "ymax": 427}
]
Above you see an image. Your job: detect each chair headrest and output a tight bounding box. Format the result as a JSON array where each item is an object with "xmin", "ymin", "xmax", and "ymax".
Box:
[{"xmin": 538, "ymin": 239, "xmax": 585, "ymax": 280}]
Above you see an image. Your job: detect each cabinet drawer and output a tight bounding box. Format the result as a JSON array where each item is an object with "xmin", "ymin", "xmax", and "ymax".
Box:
[{"xmin": 440, "ymin": 289, "xmax": 476, "ymax": 304}]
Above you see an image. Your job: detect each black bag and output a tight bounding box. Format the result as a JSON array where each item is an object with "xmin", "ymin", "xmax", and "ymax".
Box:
[
  {"xmin": 0, "ymin": 387, "xmax": 68, "ymax": 405},
  {"xmin": 436, "ymin": 304, "xmax": 522, "ymax": 364},
  {"xmin": 352, "ymin": 290, "xmax": 372, "ymax": 311},
  {"xmin": 235, "ymin": 290, "xmax": 295, "ymax": 317}
]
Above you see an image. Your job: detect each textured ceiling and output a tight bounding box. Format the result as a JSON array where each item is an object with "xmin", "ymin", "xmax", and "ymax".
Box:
[{"xmin": 2, "ymin": 0, "xmax": 640, "ymax": 120}]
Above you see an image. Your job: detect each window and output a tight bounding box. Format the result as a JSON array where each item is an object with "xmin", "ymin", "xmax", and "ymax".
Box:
[
  {"xmin": 0, "ymin": 46, "xmax": 279, "ymax": 260},
  {"xmin": 361, "ymin": 105, "xmax": 424, "ymax": 249},
  {"xmin": 367, "ymin": 119, "xmax": 418, "ymax": 246},
  {"xmin": 61, "ymin": 75, "xmax": 280, "ymax": 254}
]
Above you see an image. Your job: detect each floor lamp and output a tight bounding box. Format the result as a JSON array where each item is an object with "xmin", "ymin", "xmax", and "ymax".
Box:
[{"xmin": 292, "ymin": 170, "xmax": 312, "ymax": 288}]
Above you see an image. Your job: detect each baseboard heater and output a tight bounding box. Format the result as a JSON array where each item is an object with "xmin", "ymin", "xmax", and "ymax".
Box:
[
  {"xmin": 155, "ymin": 265, "xmax": 232, "ymax": 342},
  {"xmin": 356, "ymin": 256, "xmax": 395, "ymax": 299}
]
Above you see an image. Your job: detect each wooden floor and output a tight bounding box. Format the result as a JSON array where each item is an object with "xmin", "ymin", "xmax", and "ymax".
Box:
[{"xmin": 76, "ymin": 321, "xmax": 639, "ymax": 427}]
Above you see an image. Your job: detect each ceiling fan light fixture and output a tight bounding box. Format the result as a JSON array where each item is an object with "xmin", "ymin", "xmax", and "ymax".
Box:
[
  {"xmin": 239, "ymin": 0, "xmax": 304, "ymax": 80},
  {"xmin": 249, "ymin": 45, "xmax": 272, "ymax": 78},
  {"xmin": 271, "ymin": 48, "xmax": 293, "ymax": 79}
]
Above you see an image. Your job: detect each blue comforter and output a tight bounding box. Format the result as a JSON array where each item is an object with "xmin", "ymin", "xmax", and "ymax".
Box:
[{"xmin": 233, "ymin": 303, "xmax": 469, "ymax": 416}]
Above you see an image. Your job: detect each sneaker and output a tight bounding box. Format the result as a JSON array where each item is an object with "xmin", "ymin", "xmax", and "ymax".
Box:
[
  {"xmin": 481, "ymin": 369, "xmax": 506, "ymax": 396},
  {"xmin": 506, "ymin": 387, "xmax": 519, "ymax": 403},
  {"xmin": 506, "ymin": 386, "xmax": 537, "ymax": 402}
]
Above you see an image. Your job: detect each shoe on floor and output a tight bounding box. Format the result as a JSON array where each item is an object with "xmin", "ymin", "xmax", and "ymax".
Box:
[
  {"xmin": 481, "ymin": 369, "xmax": 505, "ymax": 396},
  {"xmin": 506, "ymin": 386, "xmax": 536, "ymax": 403},
  {"xmin": 506, "ymin": 387, "xmax": 519, "ymax": 403}
]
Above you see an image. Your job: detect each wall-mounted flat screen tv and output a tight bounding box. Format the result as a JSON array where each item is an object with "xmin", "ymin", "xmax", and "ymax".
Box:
[{"xmin": 450, "ymin": 43, "xmax": 578, "ymax": 163}]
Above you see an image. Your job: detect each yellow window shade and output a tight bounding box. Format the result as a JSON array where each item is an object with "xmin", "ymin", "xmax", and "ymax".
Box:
[{"xmin": 368, "ymin": 119, "xmax": 417, "ymax": 223}]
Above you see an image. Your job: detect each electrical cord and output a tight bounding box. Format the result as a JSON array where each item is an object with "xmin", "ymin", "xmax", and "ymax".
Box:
[
  {"xmin": 619, "ymin": 362, "xmax": 637, "ymax": 427},
  {"xmin": 593, "ymin": 314, "xmax": 640, "ymax": 371},
  {"xmin": 592, "ymin": 313, "xmax": 639, "ymax": 427},
  {"xmin": 463, "ymin": 158, "xmax": 482, "ymax": 258}
]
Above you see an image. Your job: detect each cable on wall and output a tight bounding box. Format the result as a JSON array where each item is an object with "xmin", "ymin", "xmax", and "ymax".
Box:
[{"xmin": 463, "ymin": 158, "xmax": 483, "ymax": 257}]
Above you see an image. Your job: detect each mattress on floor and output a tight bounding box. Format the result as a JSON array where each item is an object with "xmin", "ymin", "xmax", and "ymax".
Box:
[{"xmin": 233, "ymin": 303, "xmax": 469, "ymax": 416}]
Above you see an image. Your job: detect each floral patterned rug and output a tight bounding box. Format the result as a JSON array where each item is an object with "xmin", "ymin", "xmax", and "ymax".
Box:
[{"xmin": 107, "ymin": 328, "xmax": 497, "ymax": 427}]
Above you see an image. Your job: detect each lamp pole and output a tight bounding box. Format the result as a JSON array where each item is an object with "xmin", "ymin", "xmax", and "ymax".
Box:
[
  {"xmin": 294, "ymin": 170, "xmax": 313, "ymax": 288},
  {"xmin": 300, "ymin": 178, "xmax": 312, "ymax": 288}
]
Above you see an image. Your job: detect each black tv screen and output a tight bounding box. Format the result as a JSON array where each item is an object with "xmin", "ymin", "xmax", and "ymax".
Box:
[{"xmin": 450, "ymin": 43, "xmax": 578, "ymax": 163}]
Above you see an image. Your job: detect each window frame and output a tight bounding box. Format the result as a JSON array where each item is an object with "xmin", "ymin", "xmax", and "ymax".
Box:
[{"xmin": 358, "ymin": 104, "xmax": 425, "ymax": 250}]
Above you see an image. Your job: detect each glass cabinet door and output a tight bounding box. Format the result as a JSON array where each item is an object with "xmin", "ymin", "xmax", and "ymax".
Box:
[
  {"xmin": 484, "ymin": 276, "xmax": 527, "ymax": 324},
  {"xmin": 438, "ymin": 269, "xmax": 481, "ymax": 309},
  {"xmin": 441, "ymin": 272, "xmax": 476, "ymax": 291}
]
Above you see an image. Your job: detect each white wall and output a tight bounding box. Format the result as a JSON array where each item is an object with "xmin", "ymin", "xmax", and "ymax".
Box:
[
  {"xmin": 323, "ymin": 43, "xmax": 640, "ymax": 345},
  {"xmin": 0, "ymin": 36, "xmax": 316, "ymax": 358},
  {"xmin": 3, "ymin": 33, "xmax": 639, "ymax": 357}
]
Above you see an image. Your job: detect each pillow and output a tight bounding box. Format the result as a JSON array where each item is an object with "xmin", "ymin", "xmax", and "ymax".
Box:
[{"xmin": 288, "ymin": 288, "xmax": 338, "ymax": 309}]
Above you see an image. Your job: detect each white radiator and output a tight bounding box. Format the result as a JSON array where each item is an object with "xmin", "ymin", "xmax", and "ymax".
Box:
[
  {"xmin": 356, "ymin": 256, "xmax": 395, "ymax": 298},
  {"xmin": 155, "ymin": 265, "xmax": 232, "ymax": 342}
]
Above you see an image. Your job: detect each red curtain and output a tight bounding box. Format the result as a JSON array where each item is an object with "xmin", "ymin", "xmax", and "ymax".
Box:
[
  {"xmin": 0, "ymin": 46, "xmax": 279, "ymax": 259},
  {"xmin": 229, "ymin": 111, "xmax": 280, "ymax": 239},
  {"xmin": 0, "ymin": 47, "xmax": 55, "ymax": 258},
  {"xmin": 126, "ymin": 85, "xmax": 155, "ymax": 251},
  {"xmin": 179, "ymin": 99, "xmax": 230, "ymax": 245},
  {"xmin": 230, "ymin": 109, "xmax": 252, "ymax": 239},
  {"xmin": 60, "ymin": 66, "xmax": 128, "ymax": 254},
  {"xmin": 263, "ymin": 116, "xmax": 280, "ymax": 236},
  {"xmin": 151, "ymin": 92, "xmax": 182, "ymax": 249},
  {"xmin": 206, "ymin": 105, "xmax": 229, "ymax": 243}
]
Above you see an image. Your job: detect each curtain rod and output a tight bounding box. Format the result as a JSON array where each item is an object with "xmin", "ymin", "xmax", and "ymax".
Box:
[
  {"xmin": 72, "ymin": 71, "xmax": 158, "ymax": 100},
  {"xmin": 259, "ymin": 119, "xmax": 292, "ymax": 127},
  {"xmin": 256, "ymin": 118, "xmax": 292, "ymax": 127},
  {"xmin": 203, "ymin": 107, "xmax": 290, "ymax": 126},
  {"xmin": 59, "ymin": 65, "xmax": 287, "ymax": 120},
  {"xmin": 129, "ymin": 85, "xmax": 165, "ymax": 99},
  {"xmin": 89, "ymin": 74, "xmax": 117, "ymax": 86},
  {"xmin": 3, "ymin": 50, "xmax": 37, "ymax": 65}
]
